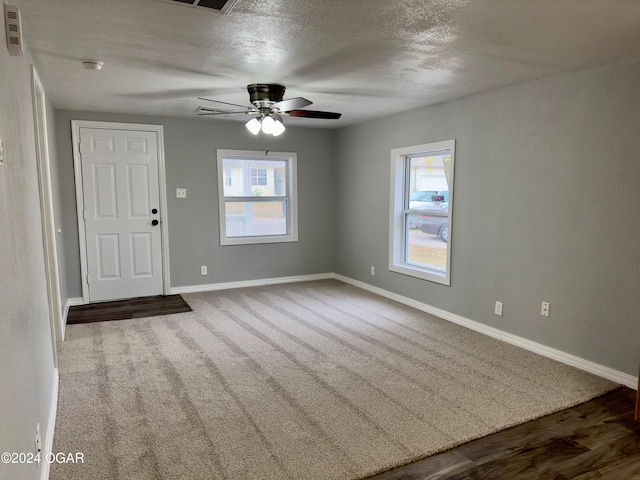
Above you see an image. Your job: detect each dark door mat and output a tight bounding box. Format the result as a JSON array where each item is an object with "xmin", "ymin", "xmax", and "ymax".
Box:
[{"xmin": 67, "ymin": 294, "xmax": 192, "ymax": 324}]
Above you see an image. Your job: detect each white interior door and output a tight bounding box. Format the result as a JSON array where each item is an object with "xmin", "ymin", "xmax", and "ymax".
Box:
[{"xmin": 79, "ymin": 127, "xmax": 163, "ymax": 302}]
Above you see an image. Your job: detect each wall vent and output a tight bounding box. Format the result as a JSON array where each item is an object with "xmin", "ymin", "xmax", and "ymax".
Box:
[
  {"xmin": 155, "ymin": 0, "xmax": 240, "ymax": 15},
  {"xmin": 4, "ymin": 4, "xmax": 23, "ymax": 56}
]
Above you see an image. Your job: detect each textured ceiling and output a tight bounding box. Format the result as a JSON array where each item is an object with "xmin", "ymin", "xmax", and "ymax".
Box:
[{"xmin": 10, "ymin": 0, "xmax": 640, "ymax": 128}]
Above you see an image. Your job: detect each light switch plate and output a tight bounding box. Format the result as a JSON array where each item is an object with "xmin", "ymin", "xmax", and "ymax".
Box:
[{"xmin": 176, "ymin": 188, "xmax": 187, "ymax": 198}]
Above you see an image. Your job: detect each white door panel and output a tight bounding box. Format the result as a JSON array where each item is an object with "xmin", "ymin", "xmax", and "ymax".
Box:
[
  {"xmin": 93, "ymin": 163, "xmax": 118, "ymax": 218},
  {"xmin": 96, "ymin": 234, "xmax": 120, "ymax": 280},
  {"xmin": 80, "ymin": 127, "xmax": 163, "ymax": 302},
  {"xmin": 127, "ymin": 164, "xmax": 150, "ymax": 217},
  {"xmin": 90, "ymin": 134, "xmax": 115, "ymax": 153},
  {"xmin": 130, "ymin": 232, "xmax": 154, "ymax": 277}
]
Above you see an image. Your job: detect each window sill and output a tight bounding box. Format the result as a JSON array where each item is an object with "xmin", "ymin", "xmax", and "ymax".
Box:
[
  {"xmin": 220, "ymin": 234, "xmax": 298, "ymax": 246},
  {"xmin": 389, "ymin": 262, "xmax": 450, "ymax": 286}
]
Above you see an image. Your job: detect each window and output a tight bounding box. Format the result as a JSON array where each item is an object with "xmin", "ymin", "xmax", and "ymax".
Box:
[
  {"xmin": 251, "ymin": 168, "xmax": 267, "ymax": 186},
  {"xmin": 389, "ymin": 140, "xmax": 455, "ymax": 285},
  {"xmin": 217, "ymin": 150, "xmax": 298, "ymax": 245}
]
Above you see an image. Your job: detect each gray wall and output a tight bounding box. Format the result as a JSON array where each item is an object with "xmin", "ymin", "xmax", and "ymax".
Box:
[
  {"xmin": 335, "ymin": 57, "xmax": 640, "ymax": 376},
  {"xmin": 0, "ymin": 41, "xmax": 57, "ymax": 480},
  {"xmin": 53, "ymin": 111, "xmax": 335, "ymax": 297}
]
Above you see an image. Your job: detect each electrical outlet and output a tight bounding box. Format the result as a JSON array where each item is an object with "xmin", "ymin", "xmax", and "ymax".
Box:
[
  {"xmin": 176, "ymin": 188, "xmax": 187, "ymax": 199},
  {"xmin": 541, "ymin": 301, "xmax": 550, "ymax": 317},
  {"xmin": 200, "ymin": 265, "xmax": 207, "ymax": 276},
  {"xmin": 494, "ymin": 301, "xmax": 503, "ymax": 316},
  {"xmin": 370, "ymin": 266, "xmax": 375, "ymax": 276}
]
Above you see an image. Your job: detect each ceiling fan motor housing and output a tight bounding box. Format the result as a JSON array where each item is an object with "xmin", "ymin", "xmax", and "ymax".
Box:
[{"xmin": 248, "ymin": 83, "xmax": 286, "ymax": 107}]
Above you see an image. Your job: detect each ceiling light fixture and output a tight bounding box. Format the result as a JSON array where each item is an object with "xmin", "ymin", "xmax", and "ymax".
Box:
[
  {"xmin": 245, "ymin": 118, "xmax": 262, "ymax": 135},
  {"xmin": 271, "ymin": 118, "xmax": 285, "ymax": 136},
  {"xmin": 260, "ymin": 115, "xmax": 275, "ymax": 134},
  {"xmin": 245, "ymin": 115, "xmax": 286, "ymax": 137}
]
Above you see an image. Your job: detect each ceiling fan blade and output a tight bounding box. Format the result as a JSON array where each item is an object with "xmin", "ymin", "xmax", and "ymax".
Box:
[
  {"xmin": 197, "ymin": 111, "xmax": 252, "ymax": 116},
  {"xmin": 196, "ymin": 106, "xmax": 254, "ymax": 115},
  {"xmin": 198, "ymin": 97, "xmax": 252, "ymax": 110},
  {"xmin": 272, "ymin": 97, "xmax": 312, "ymax": 112},
  {"xmin": 198, "ymin": 112, "xmax": 242, "ymax": 116},
  {"xmin": 286, "ymin": 109, "xmax": 342, "ymax": 119},
  {"xmin": 197, "ymin": 112, "xmax": 251, "ymax": 116}
]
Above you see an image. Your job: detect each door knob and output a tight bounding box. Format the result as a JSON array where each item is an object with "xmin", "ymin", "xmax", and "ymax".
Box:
[
  {"xmin": 151, "ymin": 219, "xmax": 159, "ymax": 226},
  {"xmin": 151, "ymin": 208, "xmax": 158, "ymax": 214}
]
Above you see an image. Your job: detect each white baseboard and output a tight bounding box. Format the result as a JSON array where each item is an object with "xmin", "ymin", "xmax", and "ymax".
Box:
[
  {"xmin": 61, "ymin": 297, "xmax": 83, "ymax": 341},
  {"xmin": 40, "ymin": 367, "xmax": 59, "ymax": 480},
  {"xmin": 334, "ymin": 274, "xmax": 638, "ymax": 390},
  {"xmin": 170, "ymin": 273, "xmax": 335, "ymax": 295}
]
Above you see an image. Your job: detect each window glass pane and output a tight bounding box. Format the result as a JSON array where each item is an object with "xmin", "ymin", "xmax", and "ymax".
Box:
[
  {"xmin": 405, "ymin": 211, "xmax": 448, "ymax": 271},
  {"xmin": 222, "ymin": 158, "xmax": 287, "ymax": 197},
  {"xmin": 224, "ymin": 201, "xmax": 287, "ymax": 238},
  {"xmin": 407, "ymin": 152, "xmax": 450, "ymax": 210},
  {"xmin": 405, "ymin": 150, "xmax": 451, "ymax": 272}
]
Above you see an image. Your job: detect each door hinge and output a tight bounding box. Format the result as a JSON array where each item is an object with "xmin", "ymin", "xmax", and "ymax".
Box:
[
  {"xmin": 85, "ymin": 274, "xmax": 90, "ymax": 284},
  {"xmin": 83, "ymin": 209, "xmax": 87, "ymax": 220}
]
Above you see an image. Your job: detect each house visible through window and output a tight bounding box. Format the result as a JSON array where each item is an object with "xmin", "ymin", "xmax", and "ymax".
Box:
[
  {"xmin": 389, "ymin": 140, "xmax": 455, "ymax": 285},
  {"xmin": 217, "ymin": 150, "xmax": 298, "ymax": 245}
]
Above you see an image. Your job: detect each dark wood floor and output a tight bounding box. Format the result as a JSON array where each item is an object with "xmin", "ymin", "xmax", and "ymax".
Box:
[
  {"xmin": 367, "ymin": 387, "xmax": 640, "ymax": 480},
  {"xmin": 67, "ymin": 294, "xmax": 191, "ymax": 324}
]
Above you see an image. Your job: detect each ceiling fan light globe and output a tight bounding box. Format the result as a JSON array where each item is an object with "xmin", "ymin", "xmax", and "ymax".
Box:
[
  {"xmin": 261, "ymin": 115, "xmax": 276, "ymax": 134},
  {"xmin": 271, "ymin": 119, "xmax": 285, "ymax": 136},
  {"xmin": 245, "ymin": 118, "xmax": 262, "ymax": 135}
]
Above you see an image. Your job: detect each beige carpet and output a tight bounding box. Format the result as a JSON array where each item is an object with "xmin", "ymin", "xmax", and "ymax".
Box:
[{"xmin": 51, "ymin": 280, "xmax": 615, "ymax": 480}]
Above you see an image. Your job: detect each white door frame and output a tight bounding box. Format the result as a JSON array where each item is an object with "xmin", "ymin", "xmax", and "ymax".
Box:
[
  {"xmin": 31, "ymin": 66, "xmax": 61, "ymax": 363},
  {"xmin": 71, "ymin": 120, "xmax": 171, "ymax": 304}
]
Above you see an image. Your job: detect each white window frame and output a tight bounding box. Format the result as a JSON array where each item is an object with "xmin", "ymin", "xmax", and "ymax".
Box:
[
  {"xmin": 217, "ymin": 149, "xmax": 298, "ymax": 246},
  {"xmin": 389, "ymin": 140, "xmax": 455, "ymax": 285}
]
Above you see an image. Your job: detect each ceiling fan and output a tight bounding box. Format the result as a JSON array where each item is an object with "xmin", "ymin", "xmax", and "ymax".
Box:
[{"xmin": 196, "ymin": 83, "xmax": 342, "ymax": 136}]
